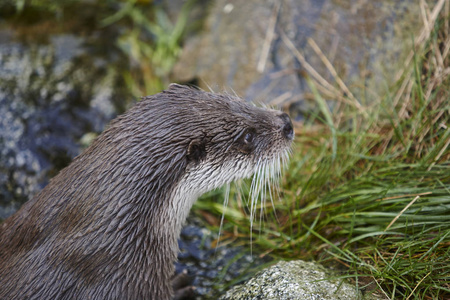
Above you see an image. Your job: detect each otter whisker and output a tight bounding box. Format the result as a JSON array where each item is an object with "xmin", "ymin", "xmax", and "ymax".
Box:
[
  {"xmin": 217, "ymin": 183, "xmax": 231, "ymax": 252},
  {"xmin": 251, "ymin": 161, "xmax": 263, "ymax": 233},
  {"xmin": 259, "ymin": 162, "xmax": 268, "ymax": 231},
  {"xmin": 249, "ymin": 159, "xmax": 261, "ymax": 241}
]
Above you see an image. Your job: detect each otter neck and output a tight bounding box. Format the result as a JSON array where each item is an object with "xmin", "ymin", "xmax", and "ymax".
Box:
[{"xmin": 39, "ymin": 134, "xmax": 193, "ymax": 298}]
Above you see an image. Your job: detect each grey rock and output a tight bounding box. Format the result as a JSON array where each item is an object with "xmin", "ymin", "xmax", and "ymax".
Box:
[
  {"xmin": 220, "ymin": 260, "xmax": 372, "ymax": 300},
  {"xmin": 174, "ymin": 0, "xmax": 423, "ymax": 118},
  {"xmin": 0, "ymin": 28, "xmax": 123, "ymax": 218}
]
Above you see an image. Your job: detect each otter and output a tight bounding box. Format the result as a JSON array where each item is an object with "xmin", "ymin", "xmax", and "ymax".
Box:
[{"xmin": 0, "ymin": 84, "xmax": 293, "ymax": 300}]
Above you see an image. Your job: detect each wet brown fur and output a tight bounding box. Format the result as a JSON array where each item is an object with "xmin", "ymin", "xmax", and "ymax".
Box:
[{"xmin": 0, "ymin": 84, "xmax": 293, "ymax": 300}]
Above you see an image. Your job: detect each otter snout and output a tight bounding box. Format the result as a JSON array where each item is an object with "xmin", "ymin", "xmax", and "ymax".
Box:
[{"xmin": 279, "ymin": 113, "xmax": 294, "ymax": 140}]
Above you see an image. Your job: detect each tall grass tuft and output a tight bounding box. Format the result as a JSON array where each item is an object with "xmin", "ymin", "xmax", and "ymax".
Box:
[
  {"xmin": 102, "ymin": 0, "xmax": 196, "ymax": 97},
  {"xmin": 196, "ymin": 1, "xmax": 449, "ymax": 298}
]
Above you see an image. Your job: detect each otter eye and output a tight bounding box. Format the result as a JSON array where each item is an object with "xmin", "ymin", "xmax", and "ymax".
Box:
[
  {"xmin": 237, "ymin": 129, "xmax": 255, "ymax": 154},
  {"xmin": 244, "ymin": 132, "xmax": 254, "ymax": 143}
]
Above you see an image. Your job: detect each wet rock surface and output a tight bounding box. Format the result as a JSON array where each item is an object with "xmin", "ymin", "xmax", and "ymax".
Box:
[
  {"xmin": 0, "ymin": 28, "xmax": 126, "ymax": 219},
  {"xmin": 176, "ymin": 217, "xmax": 271, "ymax": 299},
  {"xmin": 174, "ymin": 0, "xmax": 325, "ymax": 112}
]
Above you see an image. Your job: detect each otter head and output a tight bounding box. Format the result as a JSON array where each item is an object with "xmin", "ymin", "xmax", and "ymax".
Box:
[
  {"xmin": 104, "ymin": 83, "xmax": 293, "ymax": 225},
  {"xmin": 177, "ymin": 86, "xmax": 293, "ymax": 191}
]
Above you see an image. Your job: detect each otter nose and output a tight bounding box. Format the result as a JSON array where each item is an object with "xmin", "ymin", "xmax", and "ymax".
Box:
[{"xmin": 279, "ymin": 113, "xmax": 294, "ymax": 140}]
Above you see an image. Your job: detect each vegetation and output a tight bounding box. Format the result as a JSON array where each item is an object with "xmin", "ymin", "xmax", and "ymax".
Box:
[
  {"xmin": 101, "ymin": 0, "xmax": 196, "ymax": 97},
  {"xmin": 195, "ymin": 4, "xmax": 450, "ymax": 299},
  {"xmin": 6, "ymin": 0, "xmax": 195, "ymax": 97}
]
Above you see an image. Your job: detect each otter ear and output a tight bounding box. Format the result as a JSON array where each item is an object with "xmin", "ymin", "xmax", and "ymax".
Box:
[
  {"xmin": 187, "ymin": 138, "xmax": 207, "ymax": 164},
  {"xmin": 168, "ymin": 83, "xmax": 199, "ymax": 92}
]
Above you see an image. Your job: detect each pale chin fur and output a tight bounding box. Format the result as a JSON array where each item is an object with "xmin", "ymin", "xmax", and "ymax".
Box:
[
  {"xmin": 170, "ymin": 147, "xmax": 292, "ymax": 239},
  {"xmin": 170, "ymin": 159, "xmax": 255, "ymax": 234},
  {"xmin": 248, "ymin": 149, "xmax": 291, "ymax": 232}
]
